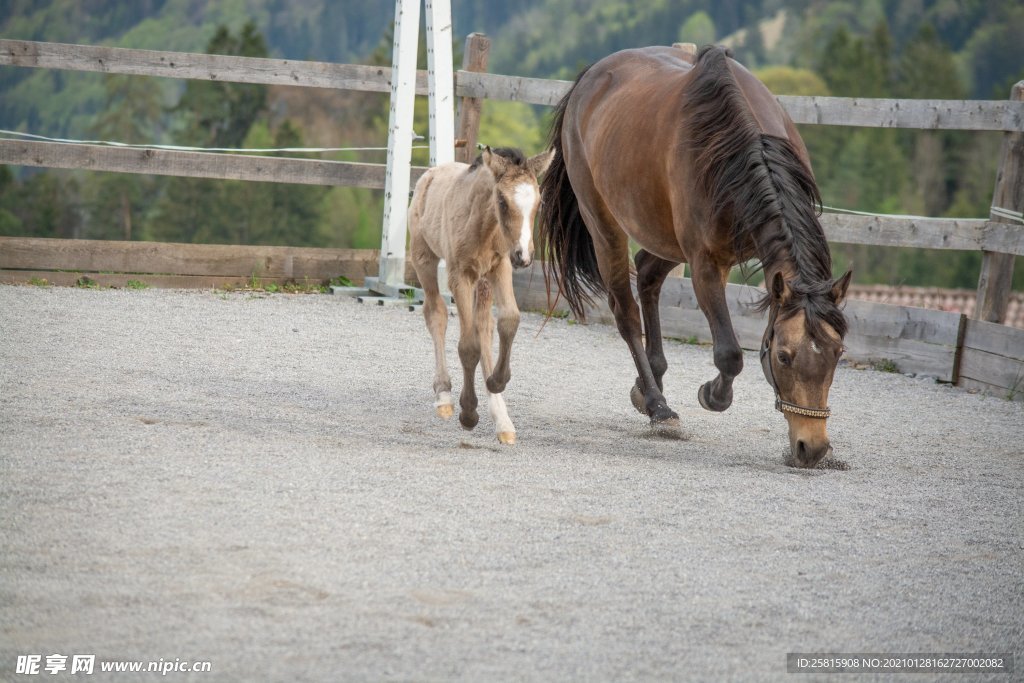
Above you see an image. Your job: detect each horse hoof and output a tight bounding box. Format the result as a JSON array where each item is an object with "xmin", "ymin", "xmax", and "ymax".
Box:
[
  {"xmin": 459, "ymin": 410, "xmax": 479, "ymax": 431},
  {"xmin": 497, "ymin": 431, "xmax": 516, "ymax": 445},
  {"xmin": 629, "ymin": 383, "xmax": 646, "ymax": 415},
  {"xmin": 697, "ymin": 382, "xmax": 732, "ymax": 412},
  {"xmin": 435, "ymin": 404, "xmax": 454, "ymax": 420},
  {"xmin": 650, "ymin": 404, "xmax": 679, "ymax": 427}
]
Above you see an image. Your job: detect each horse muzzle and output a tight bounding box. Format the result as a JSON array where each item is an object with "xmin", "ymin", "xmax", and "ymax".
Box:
[
  {"xmin": 788, "ymin": 437, "xmax": 832, "ymax": 468},
  {"xmin": 511, "ymin": 248, "xmax": 532, "ymax": 269}
]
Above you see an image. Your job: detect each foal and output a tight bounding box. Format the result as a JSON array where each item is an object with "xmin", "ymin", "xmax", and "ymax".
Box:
[{"xmin": 409, "ymin": 147, "xmax": 553, "ymax": 444}]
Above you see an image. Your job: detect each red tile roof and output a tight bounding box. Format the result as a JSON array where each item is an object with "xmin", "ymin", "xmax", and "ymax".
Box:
[{"xmin": 848, "ymin": 285, "xmax": 1024, "ymax": 328}]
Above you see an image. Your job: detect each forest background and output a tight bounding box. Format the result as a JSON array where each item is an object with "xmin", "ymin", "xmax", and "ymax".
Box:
[{"xmin": 0, "ymin": 0, "xmax": 1021, "ymax": 290}]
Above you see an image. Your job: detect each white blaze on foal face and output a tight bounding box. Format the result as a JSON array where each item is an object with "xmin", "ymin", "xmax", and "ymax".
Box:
[{"xmin": 510, "ymin": 182, "xmax": 537, "ymax": 267}]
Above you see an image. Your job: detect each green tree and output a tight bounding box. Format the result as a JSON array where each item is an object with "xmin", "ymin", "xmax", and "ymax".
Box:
[
  {"xmin": 173, "ymin": 22, "xmax": 269, "ymax": 148},
  {"xmin": 82, "ymin": 74, "xmax": 165, "ymax": 240},
  {"xmin": 261, "ymin": 120, "xmax": 328, "ymax": 247},
  {"xmin": 678, "ymin": 11, "xmax": 716, "ymax": 46}
]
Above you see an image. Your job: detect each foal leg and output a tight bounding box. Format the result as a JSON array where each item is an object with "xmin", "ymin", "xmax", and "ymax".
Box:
[
  {"xmin": 412, "ymin": 246, "xmax": 454, "ymax": 419},
  {"xmin": 690, "ymin": 253, "xmax": 742, "ymax": 412},
  {"xmin": 450, "ymin": 273, "xmax": 481, "ymax": 430},
  {"xmin": 474, "ymin": 275, "xmax": 516, "ymax": 444},
  {"xmin": 483, "ymin": 258, "xmax": 520, "ymax": 395},
  {"xmin": 631, "ymin": 249, "xmax": 679, "ymax": 414}
]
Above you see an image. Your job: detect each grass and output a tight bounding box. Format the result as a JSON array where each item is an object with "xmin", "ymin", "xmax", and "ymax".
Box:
[
  {"xmin": 125, "ymin": 280, "xmax": 149, "ymax": 290},
  {"xmin": 28, "ymin": 277, "xmax": 49, "ymax": 287},
  {"xmin": 75, "ymin": 276, "xmax": 100, "ymax": 289},
  {"xmin": 1007, "ymin": 368, "xmax": 1024, "ymax": 401},
  {"xmin": 870, "ymin": 358, "xmax": 899, "ymax": 373},
  {"xmin": 330, "ymin": 275, "xmax": 354, "ymax": 288},
  {"xmin": 219, "ymin": 275, "xmax": 328, "ymax": 295}
]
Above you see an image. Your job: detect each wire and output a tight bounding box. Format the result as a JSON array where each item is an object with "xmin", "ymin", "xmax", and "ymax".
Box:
[{"xmin": 0, "ymin": 128, "xmax": 428, "ymax": 155}]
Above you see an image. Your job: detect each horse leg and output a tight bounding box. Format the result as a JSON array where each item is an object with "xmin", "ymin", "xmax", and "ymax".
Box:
[
  {"xmin": 412, "ymin": 245, "xmax": 454, "ymax": 419},
  {"xmin": 474, "ymin": 274, "xmax": 516, "ymax": 445},
  {"xmin": 483, "ymin": 258, "xmax": 519, "ymax": 395},
  {"xmin": 690, "ymin": 254, "xmax": 742, "ymax": 412},
  {"xmin": 630, "ymin": 249, "xmax": 679, "ymax": 415},
  {"xmin": 450, "ymin": 274, "xmax": 481, "ymax": 430},
  {"xmin": 593, "ymin": 236, "xmax": 679, "ymax": 426}
]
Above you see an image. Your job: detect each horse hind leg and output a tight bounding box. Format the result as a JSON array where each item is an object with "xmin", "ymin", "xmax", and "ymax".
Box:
[
  {"xmin": 631, "ymin": 249, "xmax": 679, "ymax": 415},
  {"xmin": 474, "ymin": 277, "xmax": 516, "ymax": 445},
  {"xmin": 590, "ymin": 227, "xmax": 679, "ymax": 427},
  {"xmin": 410, "ymin": 234, "xmax": 453, "ymax": 419}
]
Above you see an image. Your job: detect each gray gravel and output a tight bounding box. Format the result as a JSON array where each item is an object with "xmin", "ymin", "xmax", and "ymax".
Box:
[{"xmin": 1, "ymin": 284, "xmax": 1022, "ymax": 682}]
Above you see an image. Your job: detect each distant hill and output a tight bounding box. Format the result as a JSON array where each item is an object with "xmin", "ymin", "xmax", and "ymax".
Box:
[{"xmin": 2, "ymin": 0, "xmax": 1021, "ymax": 137}]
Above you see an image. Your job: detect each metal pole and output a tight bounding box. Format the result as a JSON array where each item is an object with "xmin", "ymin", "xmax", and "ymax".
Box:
[
  {"xmin": 378, "ymin": 0, "xmax": 421, "ymax": 288},
  {"xmin": 424, "ymin": 0, "xmax": 455, "ymax": 294},
  {"xmin": 425, "ymin": 0, "xmax": 455, "ymax": 166}
]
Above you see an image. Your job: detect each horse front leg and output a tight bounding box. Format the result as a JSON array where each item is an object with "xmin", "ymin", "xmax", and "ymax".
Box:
[
  {"xmin": 474, "ymin": 270, "xmax": 516, "ymax": 445},
  {"xmin": 691, "ymin": 254, "xmax": 742, "ymax": 412},
  {"xmin": 484, "ymin": 258, "xmax": 519, "ymax": 396},
  {"xmin": 631, "ymin": 249, "xmax": 679, "ymax": 414},
  {"xmin": 450, "ymin": 274, "xmax": 481, "ymax": 430}
]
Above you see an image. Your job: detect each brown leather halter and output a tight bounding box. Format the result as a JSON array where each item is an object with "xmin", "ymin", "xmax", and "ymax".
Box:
[{"xmin": 759, "ymin": 308, "xmax": 832, "ymax": 420}]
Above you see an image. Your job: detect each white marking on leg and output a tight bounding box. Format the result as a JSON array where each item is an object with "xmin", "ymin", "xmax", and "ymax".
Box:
[
  {"xmin": 435, "ymin": 390, "xmax": 453, "ymax": 409},
  {"xmin": 487, "ymin": 391, "xmax": 515, "ymax": 437},
  {"xmin": 513, "ymin": 183, "xmax": 536, "ymax": 261}
]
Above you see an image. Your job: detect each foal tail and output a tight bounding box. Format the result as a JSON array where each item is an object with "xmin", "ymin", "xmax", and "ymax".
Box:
[{"xmin": 538, "ymin": 69, "xmax": 603, "ymax": 320}]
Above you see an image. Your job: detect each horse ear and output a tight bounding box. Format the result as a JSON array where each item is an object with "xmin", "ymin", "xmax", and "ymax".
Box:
[
  {"xmin": 528, "ymin": 148, "xmax": 555, "ymax": 177},
  {"xmin": 483, "ymin": 146, "xmax": 507, "ymax": 176},
  {"xmin": 770, "ymin": 271, "xmax": 790, "ymax": 305},
  {"xmin": 831, "ymin": 269, "xmax": 853, "ymax": 305}
]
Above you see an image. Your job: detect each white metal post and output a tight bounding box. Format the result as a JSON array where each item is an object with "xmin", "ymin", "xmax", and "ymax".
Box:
[
  {"xmin": 378, "ymin": 0, "xmax": 421, "ymax": 288},
  {"xmin": 425, "ymin": 0, "xmax": 455, "ymax": 166},
  {"xmin": 424, "ymin": 0, "xmax": 455, "ymax": 294}
]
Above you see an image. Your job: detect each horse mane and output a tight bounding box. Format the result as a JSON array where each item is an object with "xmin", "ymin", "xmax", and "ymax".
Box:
[
  {"xmin": 469, "ymin": 146, "xmax": 527, "ymax": 170},
  {"xmin": 686, "ymin": 45, "xmax": 847, "ymax": 340}
]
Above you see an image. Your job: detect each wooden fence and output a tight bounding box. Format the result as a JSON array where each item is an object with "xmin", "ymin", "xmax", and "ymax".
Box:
[{"xmin": 0, "ymin": 36, "xmax": 1022, "ymax": 400}]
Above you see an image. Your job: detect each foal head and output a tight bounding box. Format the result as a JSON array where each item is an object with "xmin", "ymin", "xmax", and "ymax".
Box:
[
  {"xmin": 761, "ymin": 270, "xmax": 852, "ymax": 468},
  {"xmin": 478, "ymin": 147, "xmax": 554, "ymax": 268}
]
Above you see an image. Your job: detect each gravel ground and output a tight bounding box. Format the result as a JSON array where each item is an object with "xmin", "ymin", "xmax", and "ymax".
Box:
[{"xmin": 1, "ymin": 284, "xmax": 1021, "ymax": 682}]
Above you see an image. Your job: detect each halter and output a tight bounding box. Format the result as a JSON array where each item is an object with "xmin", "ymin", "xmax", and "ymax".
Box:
[{"xmin": 759, "ymin": 309, "xmax": 832, "ymax": 420}]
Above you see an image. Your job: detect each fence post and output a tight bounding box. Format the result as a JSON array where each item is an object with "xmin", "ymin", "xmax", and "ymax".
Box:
[
  {"xmin": 454, "ymin": 33, "xmax": 491, "ymax": 164},
  {"xmin": 974, "ymin": 81, "xmax": 1023, "ymax": 323}
]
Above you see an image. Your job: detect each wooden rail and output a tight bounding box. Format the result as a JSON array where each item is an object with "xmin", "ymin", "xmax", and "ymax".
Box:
[
  {"xmin": 453, "ymin": 70, "xmax": 1024, "ymax": 132},
  {"xmin": 0, "ymin": 139, "xmax": 425, "ymax": 189}
]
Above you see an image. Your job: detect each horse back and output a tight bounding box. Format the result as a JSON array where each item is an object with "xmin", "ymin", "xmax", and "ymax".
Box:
[
  {"xmin": 561, "ymin": 46, "xmax": 807, "ymax": 261},
  {"xmin": 409, "ymin": 161, "xmax": 472, "ymax": 259}
]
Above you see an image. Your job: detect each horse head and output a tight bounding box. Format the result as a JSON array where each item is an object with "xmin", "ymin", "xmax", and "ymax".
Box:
[
  {"xmin": 761, "ymin": 270, "xmax": 852, "ymax": 468},
  {"xmin": 481, "ymin": 146, "xmax": 554, "ymax": 268}
]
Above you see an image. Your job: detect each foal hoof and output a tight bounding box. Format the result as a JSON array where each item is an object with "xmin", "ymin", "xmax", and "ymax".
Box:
[
  {"xmin": 697, "ymin": 382, "xmax": 732, "ymax": 412},
  {"xmin": 459, "ymin": 409, "xmax": 479, "ymax": 431},
  {"xmin": 629, "ymin": 383, "xmax": 646, "ymax": 415},
  {"xmin": 435, "ymin": 403, "xmax": 454, "ymax": 420},
  {"xmin": 497, "ymin": 431, "xmax": 516, "ymax": 445}
]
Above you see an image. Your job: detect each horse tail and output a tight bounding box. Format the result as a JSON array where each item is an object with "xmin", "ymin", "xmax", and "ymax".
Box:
[{"xmin": 538, "ymin": 67, "xmax": 603, "ymax": 321}]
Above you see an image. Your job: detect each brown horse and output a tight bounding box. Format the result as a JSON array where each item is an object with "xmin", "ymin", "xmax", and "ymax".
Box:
[
  {"xmin": 410, "ymin": 146, "xmax": 553, "ymax": 444},
  {"xmin": 539, "ymin": 45, "xmax": 851, "ymax": 468}
]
